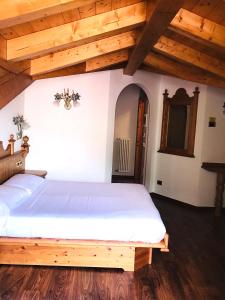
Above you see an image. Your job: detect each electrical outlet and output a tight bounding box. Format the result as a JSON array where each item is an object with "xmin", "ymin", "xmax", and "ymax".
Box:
[{"xmin": 157, "ymin": 180, "xmax": 162, "ymax": 186}]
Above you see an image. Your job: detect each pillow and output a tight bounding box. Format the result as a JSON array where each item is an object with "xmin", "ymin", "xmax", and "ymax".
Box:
[
  {"xmin": 4, "ymin": 174, "xmax": 45, "ymax": 195},
  {"xmin": 0, "ymin": 185, "xmax": 29, "ymax": 209}
]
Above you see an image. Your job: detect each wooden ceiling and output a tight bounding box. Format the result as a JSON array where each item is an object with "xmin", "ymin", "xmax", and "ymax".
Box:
[{"xmin": 0, "ymin": 0, "xmax": 225, "ymax": 109}]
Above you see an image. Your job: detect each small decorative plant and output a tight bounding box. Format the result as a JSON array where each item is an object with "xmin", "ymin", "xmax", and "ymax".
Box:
[{"xmin": 13, "ymin": 114, "xmax": 29, "ymax": 140}]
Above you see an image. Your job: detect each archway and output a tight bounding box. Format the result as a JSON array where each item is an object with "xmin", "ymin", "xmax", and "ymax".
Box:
[{"xmin": 112, "ymin": 84, "xmax": 149, "ymax": 184}]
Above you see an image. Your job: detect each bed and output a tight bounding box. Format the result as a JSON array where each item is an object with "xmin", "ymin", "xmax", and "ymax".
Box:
[{"xmin": 0, "ymin": 136, "xmax": 169, "ymax": 272}]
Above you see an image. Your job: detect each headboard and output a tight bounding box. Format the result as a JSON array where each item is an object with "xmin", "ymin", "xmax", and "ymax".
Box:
[{"xmin": 0, "ymin": 135, "xmax": 28, "ymax": 184}]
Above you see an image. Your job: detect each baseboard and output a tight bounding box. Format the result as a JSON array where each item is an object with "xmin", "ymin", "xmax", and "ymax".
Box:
[{"xmin": 150, "ymin": 192, "xmax": 225, "ymax": 212}]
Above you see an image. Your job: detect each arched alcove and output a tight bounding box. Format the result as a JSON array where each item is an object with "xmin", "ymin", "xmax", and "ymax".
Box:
[{"xmin": 112, "ymin": 84, "xmax": 149, "ymax": 184}]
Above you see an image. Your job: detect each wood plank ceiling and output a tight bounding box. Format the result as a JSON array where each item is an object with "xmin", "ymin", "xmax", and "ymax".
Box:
[{"xmin": 0, "ymin": 0, "xmax": 225, "ymax": 108}]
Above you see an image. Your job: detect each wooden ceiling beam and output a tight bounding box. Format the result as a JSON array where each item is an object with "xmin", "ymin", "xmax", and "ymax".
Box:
[
  {"xmin": 0, "ymin": 72, "xmax": 16, "ymax": 85},
  {"xmin": 170, "ymin": 8, "xmax": 225, "ymax": 49},
  {"xmin": 165, "ymin": 28, "xmax": 225, "ymax": 60},
  {"xmin": 124, "ymin": 0, "xmax": 185, "ymax": 75},
  {"xmin": 7, "ymin": 2, "xmax": 145, "ymax": 61},
  {"xmin": 32, "ymin": 63, "xmax": 86, "ymax": 80},
  {"xmin": 0, "ymin": 35, "xmax": 6, "ymax": 60},
  {"xmin": 141, "ymin": 64, "xmax": 171, "ymax": 76},
  {"xmin": 0, "ymin": 34, "xmax": 30, "ymax": 74},
  {"xmin": 0, "ymin": 74, "xmax": 33, "ymax": 109},
  {"xmin": 33, "ymin": 49, "xmax": 130, "ymax": 79},
  {"xmin": 154, "ymin": 36, "xmax": 225, "ymax": 79},
  {"xmin": 0, "ymin": 58, "xmax": 30, "ymax": 74},
  {"xmin": 0, "ymin": 0, "xmax": 96, "ymax": 29},
  {"xmin": 0, "ymin": 67, "xmax": 8, "ymax": 78},
  {"xmin": 27, "ymin": 30, "xmax": 137, "ymax": 76},
  {"xmin": 144, "ymin": 52, "xmax": 225, "ymax": 90},
  {"xmin": 86, "ymin": 49, "xmax": 129, "ymax": 72}
]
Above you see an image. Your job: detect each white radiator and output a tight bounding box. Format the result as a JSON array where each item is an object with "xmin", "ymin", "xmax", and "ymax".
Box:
[{"xmin": 114, "ymin": 138, "xmax": 130, "ymax": 172}]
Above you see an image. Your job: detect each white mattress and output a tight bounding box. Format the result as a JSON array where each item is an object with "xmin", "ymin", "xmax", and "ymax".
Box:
[{"xmin": 0, "ymin": 181, "xmax": 166, "ymax": 243}]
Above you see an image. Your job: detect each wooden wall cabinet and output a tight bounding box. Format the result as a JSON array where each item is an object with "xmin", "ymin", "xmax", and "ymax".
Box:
[{"xmin": 159, "ymin": 87, "xmax": 199, "ymax": 157}]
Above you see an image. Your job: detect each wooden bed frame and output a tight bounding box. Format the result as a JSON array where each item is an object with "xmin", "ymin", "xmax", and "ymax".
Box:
[{"xmin": 0, "ymin": 136, "xmax": 169, "ymax": 272}]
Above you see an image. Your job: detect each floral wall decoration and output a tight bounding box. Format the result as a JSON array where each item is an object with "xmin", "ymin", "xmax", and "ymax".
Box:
[{"xmin": 13, "ymin": 114, "xmax": 29, "ymax": 140}]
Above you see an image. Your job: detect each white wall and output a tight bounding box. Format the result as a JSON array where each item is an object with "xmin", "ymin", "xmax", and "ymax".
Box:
[
  {"xmin": 198, "ymin": 86, "xmax": 225, "ymax": 206},
  {"xmin": 153, "ymin": 76, "xmax": 207, "ymax": 205},
  {"xmin": 113, "ymin": 85, "xmax": 139, "ymax": 176},
  {"xmin": 24, "ymin": 72, "xmax": 110, "ymax": 182},
  {"xmin": 24, "ymin": 69, "xmax": 161, "ymax": 187},
  {"xmin": 0, "ymin": 91, "xmax": 26, "ymax": 151},
  {"xmin": 106, "ymin": 69, "xmax": 161, "ymax": 190},
  {"xmin": 1, "ymin": 69, "xmax": 224, "ymax": 207},
  {"xmin": 152, "ymin": 75, "xmax": 225, "ymax": 207}
]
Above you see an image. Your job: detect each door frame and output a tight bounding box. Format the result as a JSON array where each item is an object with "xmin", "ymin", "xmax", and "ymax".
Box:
[
  {"xmin": 134, "ymin": 91, "xmax": 149, "ymax": 184},
  {"xmin": 112, "ymin": 84, "xmax": 150, "ymax": 185}
]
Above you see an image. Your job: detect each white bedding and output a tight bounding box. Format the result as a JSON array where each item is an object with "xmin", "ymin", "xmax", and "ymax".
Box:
[{"xmin": 0, "ymin": 178, "xmax": 166, "ymax": 243}]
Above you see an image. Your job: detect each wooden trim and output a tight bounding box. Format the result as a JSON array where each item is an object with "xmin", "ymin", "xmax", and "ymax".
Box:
[
  {"xmin": 0, "ymin": 236, "xmax": 169, "ymax": 249},
  {"xmin": 134, "ymin": 97, "xmax": 146, "ymax": 182},
  {"xmin": 124, "ymin": 0, "xmax": 185, "ymax": 75},
  {"xmin": 0, "ymin": 234, "xmax": 169, "ymax": 272},
  {"xmin": 158, "ymin": 149, "xmax": 195, "ymax": 158}
]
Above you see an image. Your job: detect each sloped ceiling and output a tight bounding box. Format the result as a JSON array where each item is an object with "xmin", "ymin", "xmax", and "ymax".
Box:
[{"xmin": 0, "ymin": 0, "xmax": 225, "ymax": 108}]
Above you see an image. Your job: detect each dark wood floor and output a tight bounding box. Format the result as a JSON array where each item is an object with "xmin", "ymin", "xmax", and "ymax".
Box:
[
  {"xmin": 111, "ymin": 175, "xmax": 136, "ymax": 183},
  {"xmin": 0, "ymin": 196, "xmax": 225, "ymax": 300}
]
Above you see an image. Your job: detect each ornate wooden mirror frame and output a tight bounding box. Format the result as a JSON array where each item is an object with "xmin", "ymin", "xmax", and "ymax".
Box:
[{"xmin": 159, "ymin": 87, "xmax": 199, "ymax": 157}]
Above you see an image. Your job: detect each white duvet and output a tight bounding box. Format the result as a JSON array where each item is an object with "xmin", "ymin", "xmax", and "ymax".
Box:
[
  {"xmin": 0, "ymin": 201, "xmax": 9, "ymax": 230},
  {"xmin": 0, "ymin": 179, "xmax": 166, "ymax": 243}
]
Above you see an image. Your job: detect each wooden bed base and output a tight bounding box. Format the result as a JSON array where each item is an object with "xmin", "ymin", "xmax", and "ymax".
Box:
[
  {"xmin": 0, "ymin": 235, "xmax": 169, "ymax": 271},
  {"xmin": 0, "ymin": 136, "xmax": 169, "ymax": 271}
]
